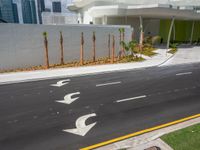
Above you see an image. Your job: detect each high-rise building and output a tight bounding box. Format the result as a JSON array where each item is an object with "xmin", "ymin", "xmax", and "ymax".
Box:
[
  {"xmin": 52, "ymin": 1, "xmax": 61, "ymax": 13},
  {"xmin": 12, "ymin": 3, "xmax": 19, "ymax": 23},
  {"xmin": 44, "ymin": 8, "xmax": 51, "ymax": 12},
  {"xmin": 37, "ymin": 0, "xmax": 45, "ymax": 24},
  {"xmin": 0, "ymin": 0, "xmax": 14, "ymax": 23},
  {"xmin": 0, "ymin": 7, "xmax": 2, "ymax": 19},
  {"xmin": 21, "ymin": 0, "xmax": 37, "ymax": 24}
]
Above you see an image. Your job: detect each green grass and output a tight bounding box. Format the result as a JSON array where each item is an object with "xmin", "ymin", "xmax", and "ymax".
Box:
[{"xmin": 161, "ymin": 123, "xmax": 200, "ymax": 150}]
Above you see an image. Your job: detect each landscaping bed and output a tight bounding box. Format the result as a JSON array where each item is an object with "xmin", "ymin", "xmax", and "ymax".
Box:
[{"xmin": 0, "ymin": 56, "xmax": 144, "ymax": 74}]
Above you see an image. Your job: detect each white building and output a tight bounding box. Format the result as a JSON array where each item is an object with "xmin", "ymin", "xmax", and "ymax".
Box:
[
  {"xmin": 42, "ymin": 12, "xmax": 78, "ymax": 25},
  {"xmin": 68, "ymin": 0, "xmax": 200, "ymax": 45}
]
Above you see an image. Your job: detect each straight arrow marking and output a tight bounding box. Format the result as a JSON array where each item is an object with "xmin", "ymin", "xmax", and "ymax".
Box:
[
  {"xmin": 63, "ymin": 113, "xmax": 97, "ymax": 136},
  {"xmin": 56, "ymin": 92, "xmax": 80, "ymax": 104}
]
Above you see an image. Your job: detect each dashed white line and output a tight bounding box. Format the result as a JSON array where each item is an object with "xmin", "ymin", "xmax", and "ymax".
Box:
[
  {"xmin": 116, "ymin": 95, "xmax": 147, "ymax": 103},
  {"xmin": 176, "ymin": 72, "xmax": 192, "ymax": 76},
  {"xmin": 96, "ymin": 81, "xmax": 121, "ymax": 87}
]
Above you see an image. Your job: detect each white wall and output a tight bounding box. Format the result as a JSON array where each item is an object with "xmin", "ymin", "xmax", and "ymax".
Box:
[{"xmin": 0, "ymin": 23, "xmax": 132, "ymax": 70}]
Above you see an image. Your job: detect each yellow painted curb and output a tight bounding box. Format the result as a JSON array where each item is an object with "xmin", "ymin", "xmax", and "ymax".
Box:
[{"xmin": 80, "ymin": 114, "xmax": 200, "ymax": 150}]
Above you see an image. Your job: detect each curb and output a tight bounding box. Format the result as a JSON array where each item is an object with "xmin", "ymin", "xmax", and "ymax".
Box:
[
  {"xmin": 158, "ymin": 52, "xmax": 176, "ymax": 67},
  {"xmin": 81, "ymin": 114, "xmax": 200, "ymax": 150},
  {"xmin": 0, "ymin": 66, "xmax": 149, "ymax": 85},
  {"xmin": 0, "ymin": 51, "xmax": 174, "ymax": 85}
]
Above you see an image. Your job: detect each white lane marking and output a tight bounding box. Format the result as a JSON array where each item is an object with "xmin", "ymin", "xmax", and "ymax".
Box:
[
  {"xmin": 56, "ymin": 92, "xmax": 80, "ymax": 105},
  {"xmin": 116, "ymin": 95, "xmax": 147, "ymax": 103},
  {"xmin": 63, "ymin": 113, "xmax": 97, "ymax": 136},
  {"xmin": 51, "ymin": 79, "xmax": 71, "ymax": 87},
  {"xmin": 96, "ymin": 81, "xmax": 121, "ymax": 87},
  {"xmin": 176, "ymin": 72, "xmax": 192, "ymax": 76}
]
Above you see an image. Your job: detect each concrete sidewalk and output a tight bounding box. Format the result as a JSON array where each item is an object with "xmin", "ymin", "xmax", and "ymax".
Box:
[
  {"xmin": 0, "ymin": 49, "xmax": 172, "ymax": 85},
  {"xmin": 94, "ymin": 116, "xmax": 200, "ymax": 150},
  {"xmin": 160, "ymin": 46, "xmax": 200, "ymax": 66}
]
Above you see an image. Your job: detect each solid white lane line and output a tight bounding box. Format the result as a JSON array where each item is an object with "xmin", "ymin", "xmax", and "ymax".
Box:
[
  {"xmin": 176, "ymin": 72, "xmax": 192, "ymax": 76},
  {"xmin": 96, "ymin": 81, "xmax": 121, "ymax": 87},
  {"xmin": 116, "ymin": 95, "xmax": 147, "ymax": 103}
]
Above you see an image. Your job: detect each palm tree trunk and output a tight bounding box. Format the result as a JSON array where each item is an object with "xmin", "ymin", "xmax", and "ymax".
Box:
[
  {"xmin": 92, "ymin": 32, "xmax": 96, "ymax": 62},
  {"xmin": 111, "ymin": 35, "xmax": 115, "ymax": 63},
  {"xmin": 43, "ymin": 32, "xmax": 49, "ymax": 69},
  {"xmin": 139, "ymin": 32, "xmax": 144, "ymax": 57},
  {"xmin": 60, "ymin": 31, "xmax": 64, "ymax": 65},
  {"xmin": 108, "ymin": 34, "xmax": 111, "ymax": 59},
  {"xmin": 122, "ymin": 31, "xmax": 125, "ymax": 56},
  {"xmin": 80, "ymin": 32, "xmax": 84, "ymax": 65},
  {"xmin": 132, "ymin": 31, "xmax": 134, "ymax": 41},
  {"xmin": 119, "ymin": 31, "xmax": 122, "ymax": 58}
]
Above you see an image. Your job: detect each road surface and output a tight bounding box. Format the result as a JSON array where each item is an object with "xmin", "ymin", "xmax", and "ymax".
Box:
[{"xmin": 0, "ymin": 63, "xmax": 200, "ymax": 150}]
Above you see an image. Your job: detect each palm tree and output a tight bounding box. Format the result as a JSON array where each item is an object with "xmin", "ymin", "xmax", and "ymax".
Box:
[
  {"xmin": 119, "ymin": 28, "xmax": 125, "ymax": 57},
  {"xmin": 111, "ymin": 35, "xmax": 115, "ymax": 63},
  {"xmin": 118, "ymin": 28, "xmax": 122, "ymax": 57},
  {"xmin": 132, "ymin": 30, "xmax": 134, "ymax": 41},
  {"xmin": 80, "ymin": 32, "xmax": 84, "ymax": 65},
  {"xmin": 92, "ymin": 31, "xmax": 96, "ymax": 62},
  {"xmin": 43, "ymin": 32, "xmax": 49, "ymax": 69},
  {"xmin": 120, "ymin": 40, "xmax": 137, "ymax": 57},
  {"xmin": 60, "ymin": 31, "xmax": 64, "ymax": 65},
  {"xmin": 108, "ymin": 34, "xmax": 111, "ymax": 59}
]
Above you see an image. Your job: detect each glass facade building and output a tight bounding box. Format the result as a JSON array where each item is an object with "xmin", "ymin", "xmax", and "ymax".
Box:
[
  {"xmin": 0, "ymin": 7, "xmax": 2, "ymax": 19},
  {"xmin": 0, "ymin": 0, "xmax": 14, "ymax": 23},
  {"xmin": 21, "ymin": 0, "xmax": 37, "ymax": 24},
  {"xmin": 52, "ymin": 1, "xmax": 61, "ymax": 13},
  {"xmin": 12, "ymin": 3, "xmax": 19, "ymax": 23},
  {"xmin": 37, "ymin": 0, "xmax": 45, "ymax": 24}
]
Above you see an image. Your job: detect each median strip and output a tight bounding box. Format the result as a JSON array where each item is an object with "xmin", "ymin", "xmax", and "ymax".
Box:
[
  {"xmin": 116, "ymin": 95, "xmax": 146, "ymax": 103},
  {"xmin": 96, "ymin": 81, "xmax": 121, "ymax": 87}
]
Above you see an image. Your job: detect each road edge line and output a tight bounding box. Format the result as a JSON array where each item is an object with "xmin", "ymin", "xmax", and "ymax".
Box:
[{"xmin": 80, "ymin": 114, "xmax": 200, "ymax": 150}]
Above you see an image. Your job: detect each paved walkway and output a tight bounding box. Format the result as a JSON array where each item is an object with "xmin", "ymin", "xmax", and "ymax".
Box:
[
  {"xmin": 0, "ymin": 49, "xmax": 172, "ymax": 85},
  {"xmin": 95, "ymin": 117, "xmax": 200, "ymax": 150},
  {"xmin": 161, "ymin": 46, "xmax": 200, "ymax": 66}
]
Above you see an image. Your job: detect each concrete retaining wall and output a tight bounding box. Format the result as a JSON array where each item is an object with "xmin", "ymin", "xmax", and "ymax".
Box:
[{"xmin": 0, "ymin": 23, "xmax": 132, "ymax": 70}]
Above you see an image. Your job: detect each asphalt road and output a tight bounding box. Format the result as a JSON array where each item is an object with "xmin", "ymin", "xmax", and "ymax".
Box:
[{"xmin": 0, "ymin": 63, "xmax": 200, "ymax": 150}]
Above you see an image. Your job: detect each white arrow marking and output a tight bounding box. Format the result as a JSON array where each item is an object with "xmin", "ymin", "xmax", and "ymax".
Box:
[
  {"xmin": 63, "ymin": 113, "xmax": 97, "ymax": 136},
  {"xmin": 51, "ymin": 79, "xmax": 71, "ymax": 87},
  {"xmin": 56, "ymin": 92, "xmax": 80, "ymax": 104}
]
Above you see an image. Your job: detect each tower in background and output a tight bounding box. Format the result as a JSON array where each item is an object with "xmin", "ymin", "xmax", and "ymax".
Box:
[
  {"xmin": 12, "ymin": 3, "xmax": 19, "ymax": 23},
  {"xmin": 52, "ymin": 1, "xmax": 61, "ymax": 13},
  {"xmin": 0, "ymin": 0, "xmax": 14, "ymax": 23},
  {"xmin": 37, "ymin": 0, "xmax": 45, "ymax": 24},
  {"xmin": 0, "ymin": 7, "xmax": 2, "ymax": 19},
  {"xmin": 21, "ymin": 0, "xmax": 37, "ymax": 24}
]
